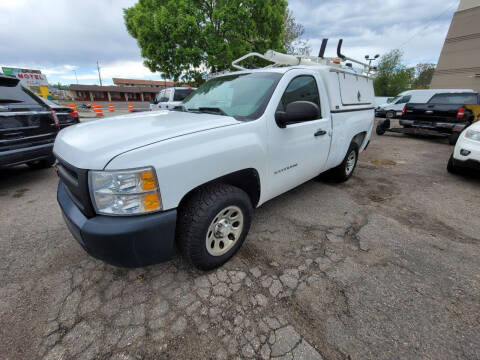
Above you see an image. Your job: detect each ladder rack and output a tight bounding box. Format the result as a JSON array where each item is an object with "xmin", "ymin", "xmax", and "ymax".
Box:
[{"xmin": 231, "ymin": 39, "xmax": 374, "ymax": 77}]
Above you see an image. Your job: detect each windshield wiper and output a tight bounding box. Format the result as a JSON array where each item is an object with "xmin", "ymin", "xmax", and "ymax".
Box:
[
  {"xmin": 197, "ymin": 107, "xmax": 228, "ymax": 116},
  {"xmin": 0, "ymin": 99, "xmax": 23, "ymax": 103}
]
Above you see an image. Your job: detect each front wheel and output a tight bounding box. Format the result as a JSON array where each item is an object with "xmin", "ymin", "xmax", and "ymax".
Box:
[
  {"xmin": 449, "ymin": 133, "xmax": 460, "ymax": 146},
  {"xmin": 328, "ymin": 143, "xmax": 359, "ymax": 183},
  {"xmin": 177, "ymin": 184, "xmax": 253, "ymax": 270},
  {"xmin": 447, "ymin": 155, "xmax": 460, "ymax": 174}
]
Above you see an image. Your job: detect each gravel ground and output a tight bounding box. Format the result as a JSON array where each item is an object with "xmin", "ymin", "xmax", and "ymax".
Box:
[{"xmin": 1, "ymin": 125, "xmax": 479, "ymax": 360}]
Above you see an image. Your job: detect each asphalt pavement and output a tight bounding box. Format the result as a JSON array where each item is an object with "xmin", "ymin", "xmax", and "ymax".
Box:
[{"xmin": 1, "ymin": 122, "xmax": 479, "ymax": 359}]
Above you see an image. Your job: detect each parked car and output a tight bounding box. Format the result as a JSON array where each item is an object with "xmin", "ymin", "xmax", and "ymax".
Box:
[
  {"xmin": 377, "ymin": 92, "xmax": 480, "ymax": 145},
  {"xmin": 37, "ymin": 97, "xmax": 80, "ymax": 128},
  {"xmin": 374, "ymin": 96, "xmax": 393, "ymax": 108},
  {"xmin": 54, "ymin": 50, "xmax": 375, "ymax": 269},
  {"xmin": 0, "ymin": 74, "xmax": 58, "ymax": 169},
  {"xmin": 150, "ymin": 87, "xmax": 196, "ymax": 111},
  {"xmin": 375, "ymin": 89, "xmax": 474, "ymax": 119},
  {"xmin": 447, "ymin": 120, "xmax": 480, "ymax": 173}
]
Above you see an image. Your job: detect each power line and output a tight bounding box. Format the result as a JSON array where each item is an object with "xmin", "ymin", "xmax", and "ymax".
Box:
[{"xmin": 395, "ymin": 1, "xmax": 459, "ymax": 51}]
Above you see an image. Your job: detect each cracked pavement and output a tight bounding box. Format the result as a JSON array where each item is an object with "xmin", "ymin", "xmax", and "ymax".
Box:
[{"xmin": 1, "ymin": 126, "xmax": 480, "ymax": 359}]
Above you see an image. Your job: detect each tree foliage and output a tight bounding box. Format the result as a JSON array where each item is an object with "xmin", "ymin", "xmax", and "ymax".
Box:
[
  {"xmin": 412, "ymin": 63, "xmax": 435, "ymax": 89},
  {"xmin": 373, "ymin": 49, "xmax": 414, "ymax": 96},
  {"xmin": 124, "ymin": 0, "xmax": 287, "ymax": 82},
  {"xmin": 283, "ymin": 8, "xmax": 310, "ymax": 55}
]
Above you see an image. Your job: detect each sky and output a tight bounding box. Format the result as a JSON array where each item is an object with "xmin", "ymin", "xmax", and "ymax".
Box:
[{"xmin": 0, "ymin": 0, "xmax": 460, "ymax": 85}]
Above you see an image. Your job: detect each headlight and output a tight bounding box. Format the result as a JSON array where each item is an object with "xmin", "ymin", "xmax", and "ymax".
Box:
[
  {"xmin": 89, "ymin": 167, "xmax": 162, "ymax": 215},
  {"xmin": 465, "ymin": 129, "xmax": 480, "ymax": 142}
]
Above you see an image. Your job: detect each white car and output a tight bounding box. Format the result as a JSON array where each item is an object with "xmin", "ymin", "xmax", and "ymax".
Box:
[
  {"xmin": 150, "ymin": 87, "xmax": 196, "ymax": 111},
  {"xmin": 448, "ymin": 120, "xmax": 480, "ymax": 173},
  {"xmin": 54, "ymin": 49, "xmax": 375, "ymax": 269}
]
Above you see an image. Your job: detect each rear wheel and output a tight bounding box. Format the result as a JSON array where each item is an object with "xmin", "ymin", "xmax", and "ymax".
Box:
[
  {"xmin": 177, "ymin": 184, "xmax": 253, "ymax": 270},
  {"xmin": 27, "ymin": 157, "xmax": 55, "ymax": 170},
  {"xmin": 328, "ymin": 143, "xmax": 359, "ymax": 183}
]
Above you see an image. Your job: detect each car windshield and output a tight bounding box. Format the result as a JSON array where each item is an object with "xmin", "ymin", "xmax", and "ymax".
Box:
[
  {"xmin": 182, "ymin": 72, "xmax": 282, "ymax": 120},
  {"xmin": 173, "ymin": 88, "xmax": 194, "ymax": 101}
]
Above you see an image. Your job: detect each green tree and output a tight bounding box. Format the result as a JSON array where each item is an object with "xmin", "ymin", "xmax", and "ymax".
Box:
[
  {"xmin": 412, "ymin": 63, "xmax": 435, "ymax": 89},
  {"xmin": 373, "ymin": 49, "xmax": 414, "ymax": 96},
  {"xmin": 283, "ymin": 8, "xmax": 310, "ymax": 55},
  {"xmin": 124, "ymin": 0, "xmax": 287, "ymax": 82}
]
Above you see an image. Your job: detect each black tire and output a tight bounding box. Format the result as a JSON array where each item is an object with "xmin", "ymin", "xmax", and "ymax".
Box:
[
  {"xmin": 177, "ymin": 183, "xmax": 253, "ymax": 270},
  {"xmin": 27, "ymin": 157, "xmax": 55, "ymax": 170},
  {"xmin": 449, "ymin": 133, "xmax": 459, "ymax": 146},
  {"xmin": 447, "ymin": 155, "xmax": 459, "ymax": 174},
  {"xmin": 328, "ymin": 143, "xmax": 359, "ymax": 183},
  {"xmin": 376, "ymin": 123, "xmax": 385, "ymax": 135}
]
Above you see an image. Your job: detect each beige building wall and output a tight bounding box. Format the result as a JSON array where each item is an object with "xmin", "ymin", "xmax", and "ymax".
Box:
[{"xmin": 430, "ymin": 0, "xmax": 480, "ymax": 91}]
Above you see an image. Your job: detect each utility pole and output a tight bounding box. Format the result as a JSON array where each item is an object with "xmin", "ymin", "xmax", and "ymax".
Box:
[
  {"xmin": 73, "ymin": 69, "xmax": 78, "ymax": 84},
  {"xmin": 96, "ymin": 60, "xmax": 103, "ymax": 86}
]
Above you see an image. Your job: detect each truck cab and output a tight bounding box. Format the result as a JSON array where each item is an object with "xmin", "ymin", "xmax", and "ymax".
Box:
[
  {"xmin": 54, "ymin": 48, "xmax": 375, "ymax": 269},
  {"xmin": 150, "ymin": 87, "xmax": 196, "ymax": 111}
]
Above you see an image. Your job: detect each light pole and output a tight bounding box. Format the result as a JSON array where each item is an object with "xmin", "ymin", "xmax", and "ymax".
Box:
[
  {"xmin": 73, "ymin": 69, "xmax": 78, "ymax": 84},
  {"xmin": 365, "ymin": 54, "xmax": 380, "ymax": 68}
]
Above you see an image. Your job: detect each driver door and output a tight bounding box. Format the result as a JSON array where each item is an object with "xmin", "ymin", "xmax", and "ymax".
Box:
[{"xmin": 266, "ymin": 72, "xmax": 332, "ymax": 199}]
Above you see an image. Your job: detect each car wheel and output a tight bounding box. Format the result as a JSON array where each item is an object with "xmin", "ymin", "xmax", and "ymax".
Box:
[
  {"xmin": 386, "ymin": 111, "xmax": 395, "ymax": 119},
  {"xmin": 177, "ymin": 183, "xmax": 253, "ymax": 270},
  {"xmin": 329, "ymin": 143, "xmax": 359, "ymax": 183},
  {"xmin": 449, "ymin": 133, "xmax": 460, "ymax": 146},
  {"xmin": 27, "ymin": 157, "xmax": 55, "ymax": 170},
  {"xmin": 447, "ymin": 154, "xmax": 459, "ymax": 174}
]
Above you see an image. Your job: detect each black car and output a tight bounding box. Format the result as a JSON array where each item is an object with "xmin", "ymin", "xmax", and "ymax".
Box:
[
  {"xmin": 1, "ymin": 75, "xmax": 61, "ymax": 169},
  {"xmin": 37, "ymin": 97, "xmax": 80, "ymax": 129}
]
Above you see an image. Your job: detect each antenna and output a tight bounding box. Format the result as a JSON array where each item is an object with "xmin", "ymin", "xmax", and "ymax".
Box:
[{"xmin": 318, "ymin": 38, "xmax": 328, "ymax": 58}]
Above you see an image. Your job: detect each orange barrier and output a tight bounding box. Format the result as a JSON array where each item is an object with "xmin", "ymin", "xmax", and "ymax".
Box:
[
  {"xmin": 108, "ymin": 104, "xmax": 115, "ymax": 112},
  {"xmin": 128, "ymin": 103, "xmax": 134, "ymax": 112},
  {"xmin": 68, "ymin": 103, "xmax": 78, "ymax": 112},
  {"xmin": 92, "ymin": 104, "xmax": 104, "ymax": 117}
]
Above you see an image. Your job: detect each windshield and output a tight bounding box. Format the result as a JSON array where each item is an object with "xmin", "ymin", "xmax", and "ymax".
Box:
[
  {"xmin": 173, "ymin": 88, "xmax": 194, "ymax": 101},
  {"xmin": 182, "ymin": 72, "xmax": 282, "ymax": 120}
]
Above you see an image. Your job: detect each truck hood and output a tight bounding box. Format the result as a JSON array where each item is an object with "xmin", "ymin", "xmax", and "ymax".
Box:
[{"xmin": 53, "ymin": 110, "xmax": 239, "ymax": 169}]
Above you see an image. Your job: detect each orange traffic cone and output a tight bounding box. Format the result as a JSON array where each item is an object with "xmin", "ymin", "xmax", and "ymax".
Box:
[
  {"xmin": 68, "ymin": 103, "xmax": 78, "ymax": 112},
  {"xmin": 92, "ymin": 104, "xmax": 104, "ymax": 117},
  {"xmin": 128, "ymin": 103, "xmax": 133, "ymax": 112},
  {"xmin": 108, "ymin": 104, "xmax": 114, "ymax": 112}
]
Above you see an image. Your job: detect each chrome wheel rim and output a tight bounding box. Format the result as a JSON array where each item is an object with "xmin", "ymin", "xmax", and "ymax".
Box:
[
  {"xmin": 345, "ymin": 151, "xmax": 356, "ymax": 175},
  {"xmin": 206, "ymin": 205, "xmax": 244, "ymax": 256}
]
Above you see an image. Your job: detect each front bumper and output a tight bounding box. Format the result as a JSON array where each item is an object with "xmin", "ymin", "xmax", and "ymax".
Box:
[
  {"xmin": 57, "ymin": 181, "xmax": 177, "ymax": 267},
  {"xmin": 453, "ymin": 136, "xmax": 480, "ymax": 170}
]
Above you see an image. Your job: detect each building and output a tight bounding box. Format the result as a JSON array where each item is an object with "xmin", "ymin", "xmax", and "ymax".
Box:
[
  {"xmin": 112, "ymin": 78, "xmax": 174, "ymax": 88},
  {"xmin": 69, "ymin": 78, "xmax": 176, "ymax": 102},
  {"xmin": 430, "ymin": 0, "xmax": 480, "ymax": 91}
]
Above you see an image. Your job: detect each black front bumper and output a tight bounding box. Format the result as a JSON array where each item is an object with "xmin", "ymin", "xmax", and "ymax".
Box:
[
  {"xmin": 451, "ymin": 158, "xmax": 480, "ymax": 171},
  {"xmin": 57, "ymin": 181, "xmax": 177, "ymax": 267}
]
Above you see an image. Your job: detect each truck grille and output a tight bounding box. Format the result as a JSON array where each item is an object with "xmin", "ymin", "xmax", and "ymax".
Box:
[{"xmin": 55, "ymin": 157, "xmax": 95, "ymax": 217}]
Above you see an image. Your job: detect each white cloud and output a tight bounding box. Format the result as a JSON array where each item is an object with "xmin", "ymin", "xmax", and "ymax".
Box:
[{"xmin": 1, "ymin": 0, "xmax": 461, "ymax": 84}]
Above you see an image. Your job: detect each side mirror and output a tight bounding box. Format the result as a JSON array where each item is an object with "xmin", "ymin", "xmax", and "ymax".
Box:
[{"xmin": 275, "ymin": 101, "xmax": 320, "ymax": 128}]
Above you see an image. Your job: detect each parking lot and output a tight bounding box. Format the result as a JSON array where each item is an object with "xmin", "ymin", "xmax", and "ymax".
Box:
[{"xmin": 1, "ymin": 123, "xmax": 479, "ymax": 360}]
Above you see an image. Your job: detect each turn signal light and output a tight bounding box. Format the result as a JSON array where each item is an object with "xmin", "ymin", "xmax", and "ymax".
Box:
[
  {"xmin": 141, "ymin": 170, "xmax": 156, "ymax": 191},
  {"xmin": 457, "ymin": 108, "xmax": 465, "ymax": 118}
]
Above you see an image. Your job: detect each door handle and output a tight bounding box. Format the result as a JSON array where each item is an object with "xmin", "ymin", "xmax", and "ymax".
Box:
[{"xmin": 314, "ymin": 129, "xmax": 327, "ymax": 136}]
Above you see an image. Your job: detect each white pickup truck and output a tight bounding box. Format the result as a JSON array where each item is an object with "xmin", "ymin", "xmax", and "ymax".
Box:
[
  {"xmin": 54, "ymin": 48, "xmax": 375, "ymax": 269},
  {"xmin": 149, "ymin": 87, "xmax": 196, "ymax": 111}
]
